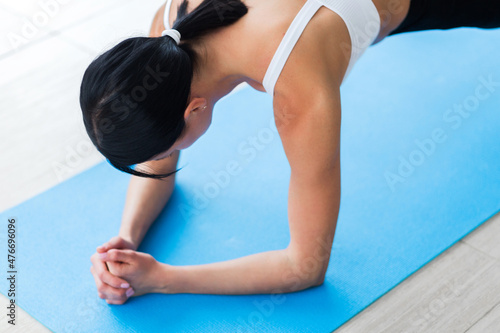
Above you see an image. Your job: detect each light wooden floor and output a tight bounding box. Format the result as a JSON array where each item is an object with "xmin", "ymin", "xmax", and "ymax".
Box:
[{"xmin": 0, "ymin": 1, "xmax": 498, "ymax": 332}]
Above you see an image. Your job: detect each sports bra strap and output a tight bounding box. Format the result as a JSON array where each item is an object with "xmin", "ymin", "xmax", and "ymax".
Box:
[
  {"xmin": 262, "ymin": 0, "xmax": 381, "ymax": 96},
  {"xmin": 262, "ymin": 0, "xmax": 322, "ymax": 96}
]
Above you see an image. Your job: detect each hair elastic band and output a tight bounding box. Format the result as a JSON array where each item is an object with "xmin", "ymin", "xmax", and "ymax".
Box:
[{"xmin": 162, "ymin": 29, "xmax": 181, "ymax": 45}]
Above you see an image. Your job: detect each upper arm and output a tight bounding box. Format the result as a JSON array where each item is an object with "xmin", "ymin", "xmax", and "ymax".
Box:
[
  {"xmin": 275, "ymin": 81, "xmax": 342, "ymax": 282},
  {"xmin": 149, "ymin": 3, "xmax": 167, "ymax": 37}
]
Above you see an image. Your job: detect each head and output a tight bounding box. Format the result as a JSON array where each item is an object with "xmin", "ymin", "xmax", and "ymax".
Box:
[{"xmin": 80, "ymin": 0, "xmax": 248, "ymax": 179}]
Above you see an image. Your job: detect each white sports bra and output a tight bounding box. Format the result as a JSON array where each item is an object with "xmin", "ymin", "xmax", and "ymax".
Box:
[{"xmin": 163, "ymin": 0, "xmax": 381, "ymax": 96}]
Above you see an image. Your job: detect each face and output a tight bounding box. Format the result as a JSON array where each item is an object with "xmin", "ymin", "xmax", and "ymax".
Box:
[{"xmin": 150, "ymin": 103, "xmax": 213, "ymax": 161}]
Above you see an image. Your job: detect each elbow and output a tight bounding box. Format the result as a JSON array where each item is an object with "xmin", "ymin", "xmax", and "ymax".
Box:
[
  {"xmin": 310, "ymin": 271, "xmax": 326, "ymax": 287},
  {"xmin": 290, "ymin": 266, "xmax": 327, "ymax": 291},
  {"xmin": 306, "ymin": 267, "xmax": 326, "ymax": 288},
  {"xmin": 283, "ymin": 257, "xmax": 328, "ymax": 291},
  {"xmin": 283, "ymin": 243, "xmax": 331, "ymax": 291}
]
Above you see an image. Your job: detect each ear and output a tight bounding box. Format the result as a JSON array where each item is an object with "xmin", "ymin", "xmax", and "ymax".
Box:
[{"xmin": 184, "ymin": 97, "xmax": 208, "ymax": 121}]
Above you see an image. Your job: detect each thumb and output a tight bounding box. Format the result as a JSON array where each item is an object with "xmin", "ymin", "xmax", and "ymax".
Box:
[{"xmin": 97, "ymin": 236, "xmax": 127, "ymax": 253}]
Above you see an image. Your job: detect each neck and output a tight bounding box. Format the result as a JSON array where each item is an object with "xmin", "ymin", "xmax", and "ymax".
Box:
[{"xmin": 189, "ymin": 33, "xmax": 250, "ymax": 106}]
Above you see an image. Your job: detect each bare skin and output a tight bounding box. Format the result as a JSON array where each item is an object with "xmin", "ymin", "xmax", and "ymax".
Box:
[{"xmin": 90, "ymin": 0, "xmax": 411, "ymax": 304}]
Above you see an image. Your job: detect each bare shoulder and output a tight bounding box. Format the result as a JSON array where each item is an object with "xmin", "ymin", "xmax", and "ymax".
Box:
[
  {"xmin": 149, "ymin": 2, "xmax": 167, "ymax": 37},
  {"xmin": 272, "ymin": 9, "xmax": 347, "ymax": 132},
  {"xmin": 271, "ymin": 6, "xmax": 350, "ymax": 121}
]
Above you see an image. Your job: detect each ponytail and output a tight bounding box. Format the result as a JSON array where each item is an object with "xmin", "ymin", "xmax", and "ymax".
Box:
[
  {"xmin": 174, "ymin": 0, "xmax": 248, "ymax": 41},
  {"xmin": 170, "ymin": 0, "xmax": 249, "ymax": 70},
  {"xmin": 80, "ymin": 0, "xmax": 248, "ymax": 180}
]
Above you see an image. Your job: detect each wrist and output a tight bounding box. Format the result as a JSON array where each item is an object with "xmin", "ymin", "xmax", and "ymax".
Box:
[
  {"xmin": 118, "ymin": 230, "xmax": 139, "ymax": 250},
  {"xmin": 154, "ymin": 262, "xmax": 176, "ymax": 294}
]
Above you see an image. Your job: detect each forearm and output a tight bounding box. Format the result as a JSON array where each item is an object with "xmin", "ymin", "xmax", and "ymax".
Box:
[
  {"xmin": 119, "ymin": 174, "xmax": 175, "ymax": 250},
  {"xmin": 158, "ymin": 248, "xmax": 323, "ymax": 295}
]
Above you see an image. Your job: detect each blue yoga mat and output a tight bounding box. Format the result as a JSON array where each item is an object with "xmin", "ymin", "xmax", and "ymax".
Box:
[{"xmin": 1, "ymin": 28, "xmax": 500, "ymax": 332}]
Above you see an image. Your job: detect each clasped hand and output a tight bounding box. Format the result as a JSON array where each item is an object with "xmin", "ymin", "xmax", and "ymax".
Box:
[{"xmin": 89, "ymin": 236, "xmax": 163, "ymax": 305}]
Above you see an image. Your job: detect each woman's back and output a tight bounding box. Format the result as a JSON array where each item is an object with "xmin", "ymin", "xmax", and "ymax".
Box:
[{"xmin": 151, "ymin": 0, "xmax": 410, "ymax": 96}]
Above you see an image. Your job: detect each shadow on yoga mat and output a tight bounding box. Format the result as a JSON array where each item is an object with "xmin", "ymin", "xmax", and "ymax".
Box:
[{"xmin": 1, "ymin": 28, "xmax": 500, "ymax": 332}]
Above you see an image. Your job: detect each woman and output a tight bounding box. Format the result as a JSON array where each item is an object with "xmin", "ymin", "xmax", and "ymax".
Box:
[{"xmin": 83, "ymin": 0, "xmax": 500, "ymax": 304}]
